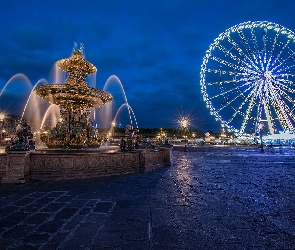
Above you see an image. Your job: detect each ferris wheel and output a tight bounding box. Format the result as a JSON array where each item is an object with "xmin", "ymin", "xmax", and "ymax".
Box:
[{"xmin": 200, "ymin": 21, "xmax": 295, "ymax": 135}]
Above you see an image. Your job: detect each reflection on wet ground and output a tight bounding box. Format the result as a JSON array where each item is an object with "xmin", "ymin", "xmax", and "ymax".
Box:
[{"xmin": 1, "ymin": 146, "xmax": 295, "ymax": 249}]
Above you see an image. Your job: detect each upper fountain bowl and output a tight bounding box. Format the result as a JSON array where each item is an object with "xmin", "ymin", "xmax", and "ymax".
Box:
[
  {"xmin": 34, "ymin": 83, "xmax": 113, "ymax": 110},
  {"xmin": 57, "ymin": 50, "xmax": 96, "ymax": 86},
  {"xmin": 34, "ymin": 45, "xmax": 113, "ymax": 110}
]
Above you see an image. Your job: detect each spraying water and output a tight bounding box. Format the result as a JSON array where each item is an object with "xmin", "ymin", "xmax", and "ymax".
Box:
[
  {"xmin": 112, "ymin": 103, "xmax": 138, "ymax": 127},
  {"xmin": 21, "ymin": 78, "xmax": 48, "ymax": 118},
  {"xmin": 40, "ymin": 104, "xmax": 60, "ymax": 130},
  {"xmin": 0, "ymin": 73, "xmax": 32, "ymax": 97},
  {"xmin": 103, "ymin": 75, "xmax": 138, "ymax": 129}
]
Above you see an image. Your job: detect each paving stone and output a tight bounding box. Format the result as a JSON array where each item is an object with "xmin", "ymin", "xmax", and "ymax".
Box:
[
  {"xmin": 219, "ymin": 215, "xmax": 250, "ymax": 229},
  {"xmin": 23, "ymin": 232, "xmax": 51, "ymax": 245},
  {"xmin": 248, "ymin": 220, "xmax": 283, "ymax": 235},
  {"xmin": 46, "ymin": 231, "xmax": 70, "ymax": 249},
  {"xmin": 151, "ymin": 208, "xmax": 174, "ymax": 227},
  {"xmin": 178, "ymin": 229, "xmax": 213, "ymax": 249},
  {"xmin": 263, "ymin": 232, "xmax": 295, "ymax": 249},
  {"xmin": 37, "ymin": 219, "xmax": 65, "ymax": 233},
  {"xmin": 92, "ymin": 201, "xmax": 114, "ymax": 213},
  {"xmin": 3, "ymin": 224, "xmax": 35, "ymax": 239},
  {"xmin": 54, "ymin": 207, "xmax": 79, "ymax": 221},
  {"xmin": 0, "ymin": 211, "xmax": 30, "ymax": 227},
  {"xmin": 62, "ymin": 222, "xmax": 102, "ymax": 247},
  {"xmin": 40, "ymin": 202, "xmax": 66, "ymax": 213},
  {"xmin": 121, "ymin": 240, "xmax": 150, "ymax": 250},
  {"xmin": 232, "ymin": 228, "xmax": 272, "ymax": 247},
  {"xmin": 63, "ymin": 214, "xmax": 89, "ymax": 231},
  {"xmin": 152, "ymin": 226, "xmax": 179, "ymax": 246},
  {"xmin": 24, "ymin": 212, "xmax": 51, "ymax": 226},
  {"xmin": 123, "ymin": 219, "xmax": 150, "ymax": 241},
  {"xmin": 92, "ymin": 230, "xmax": 122, "ymax": 248}
]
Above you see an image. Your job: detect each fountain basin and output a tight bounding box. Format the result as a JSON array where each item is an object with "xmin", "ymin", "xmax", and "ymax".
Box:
[{"xmin": 0, "ymin": 147, "xmax": 171, "ymax": 183}]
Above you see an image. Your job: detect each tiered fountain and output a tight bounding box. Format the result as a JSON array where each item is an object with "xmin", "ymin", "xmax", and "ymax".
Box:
[
  {"xmin": 0, "ymin": 44, "xmax": 171, "ymax": 184},
  {"xmin": 34, "ymin": 44, "xmax": 113, "ymax": 149}
]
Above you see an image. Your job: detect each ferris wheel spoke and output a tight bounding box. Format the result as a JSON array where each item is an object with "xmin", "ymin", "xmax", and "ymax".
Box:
[
  {"xmin": 271, "ymin": 96, "xmax": 294, "ymax": 131},
  {"xmin": 279, "ymin": 90, "xmax": 295, "ymax": 115},
  {"xmin": 280, "ymin": 91, "xmax": 295, "ymax": 121},
  {"xmin": 269, "ymin": 86, "xmax": 294, "ymax": 130},
  {"xmin": 215, "ymin": 43, "xmax": 245, "ymax": 66},
  {"xmin": 250, "ymin": 26, "xmax": 259, "ymax": 53},
  {"xmin": 286, "ymin": 46, "xmax": 295, "ymax": 61},
  {"xmin": 272, "ymin": 38, "xmax": 291, "ymax": 68},
  {"xmin": 280, "ymin": 90, "xmax": 295, "ymax": 107},
  {"xmin": 261, "ymin": 99, "xmax": 275, "ymax": 134},
  {"xmin": 271, "ymin": 51, "xmax": 294, "ymax": 73},
  {"xmin": 270, "ymin": 100, "xmax": 288, "ymax": 130},
  {"xmin": 276, "ymin": 73, "xmax": 295, "ymax": 78},
  {"xmin": 228, "ymin": 83, "xmax": 257, "ymax": 124},
  {"xmin": 282, "ymin": 106, "xmax": 295, "ymax": 130},
  {"xmin": 273, "ymin": 49, "xmax": 295, "ymax": 72},
  {"xmin": 266, "ymin": 32, "xmax": 280, "ymax": 70},
  {"xmin": 217, "ymin": 82, "xmax": 255, "ymax": 113},
  {"xmin": 226, "ymin": 36, "xmax": 247, "ymax": 59},
  {"xmin": 210, "ymin": 56, "xmax": 249, "ymax": 72},
  {"xmin": 262, "ymin": 28, "xmax": 267, "ymax": 53},
  {"xmin": 257, "ymin": 101, "xmax": 263, "ymax": 124},
  {"xmin": 205, "ymin": 68, "xmax": 245, "ymax": 76},
  {"xmin": 277, "ymin": 80, "xmax": 295, "ymax": 91},
  {"xmin": 270, "ymin": 30, "xmax": 280, "ymax": 55},
  {"xmin": 281, "ymin": 59, "xmax": 295, "ymax": 72},
  {"xmin": 240, "ymin": 85, "xmax": 261, "ymax": 133},
  {"xmin": 210, "ymin": 80, "xmax": 253, "ymax": 100},
  {"xmin": 206, "ymin": 77, "xmax": 253, "ymax": 86},
  {"xmin": 237, "ymin": 28, "xmax": 253, "ymax": 56}
]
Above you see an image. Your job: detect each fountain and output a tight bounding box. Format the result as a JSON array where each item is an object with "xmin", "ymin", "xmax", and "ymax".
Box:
[
  {"xmin": 0, "ymin": 44, "xmax": 172, "ymax": 184},
  {"xmin": 34, "ymin": 43, "xmax": 113, "ymax": 149}
]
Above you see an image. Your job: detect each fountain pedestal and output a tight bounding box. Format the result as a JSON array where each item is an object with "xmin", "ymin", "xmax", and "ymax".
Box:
[
  {"xmin": 2, "ymin": 151, "xmax": 31, "ymax": 183},
  {"xmin": 0, "ymin": 148, "xmax": 171, "ymax": 183}
]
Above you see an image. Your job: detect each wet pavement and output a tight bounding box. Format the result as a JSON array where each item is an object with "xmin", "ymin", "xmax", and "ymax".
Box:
[{"xmin": 1, "ymin": 146, "xmax": 295, "ymax": 249}]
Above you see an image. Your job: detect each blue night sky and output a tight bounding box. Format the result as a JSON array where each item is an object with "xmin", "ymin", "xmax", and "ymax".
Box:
[{"xmin": 0, "ymin": 0, "xmax": 295, "ymax": 132}]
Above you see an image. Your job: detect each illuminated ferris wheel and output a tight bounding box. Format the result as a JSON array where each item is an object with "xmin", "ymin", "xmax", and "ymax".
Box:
[{"xmin": 200, "ymin": 21, "xmax": 295, "ymax": 135}]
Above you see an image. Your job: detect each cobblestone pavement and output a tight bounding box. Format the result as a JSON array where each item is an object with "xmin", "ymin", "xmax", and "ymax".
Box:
[{"xmin": 1, "ymin": 146, "xmax": 295, "ymax": 249}]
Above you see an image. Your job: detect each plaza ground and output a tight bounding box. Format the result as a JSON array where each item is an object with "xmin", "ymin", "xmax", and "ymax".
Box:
[{"xmin": 1, "ymin": 146, "xmax": 295, "ymax": 249}]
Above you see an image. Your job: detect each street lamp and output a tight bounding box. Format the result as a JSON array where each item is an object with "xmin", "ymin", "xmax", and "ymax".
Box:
[
  {"xmin": 192, "ymin": 132, "xmax": 196, "ymax": 145},
  {"xmin": 0, "ymin": 113, "xmax": 5, "ymax": 141},
  {"xmin": 258, "ymin": 122, "xmax": 264, "ymax": 153},
  {"xmin": 180, "ymin": 117, "xmax": 189, "ymax": 152},
  {"xmin": 111, "ymin": 120, "xmax": 116, "ymax": 142}
]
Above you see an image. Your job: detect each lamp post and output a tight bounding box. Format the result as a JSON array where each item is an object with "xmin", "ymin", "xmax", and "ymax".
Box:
[
  {"xmin": 259, "ymin": 122, "xmax": 264, "ymax": 153},
  {"xmin": 111, "ymin": 121, "xmax": 116, "ymax": 142},
  {"xmin": 180, "ymin": 117, "xmax": 189, "ymax": 152},
  {"xmin": 220, "ymin": 127, "xmax": 226, "ymax": 144},
  {"xmin": 0, "ymin": 113, "xmax": 5, "ymax": 141}
]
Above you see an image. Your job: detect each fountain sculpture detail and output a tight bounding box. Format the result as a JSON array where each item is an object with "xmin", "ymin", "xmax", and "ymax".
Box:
[
  {"xmin": 5, "ymin": 118, "xmax": 35, "ymax": 151},
  {"xmin": 34, "ymin": 44, "xmax": 113, "ymax": 148}
]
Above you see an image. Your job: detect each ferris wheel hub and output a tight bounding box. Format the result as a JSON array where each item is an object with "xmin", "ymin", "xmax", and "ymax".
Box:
[{"xmin": 264, "ymin": 71, "xmax": 273, "ymax": 82}]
